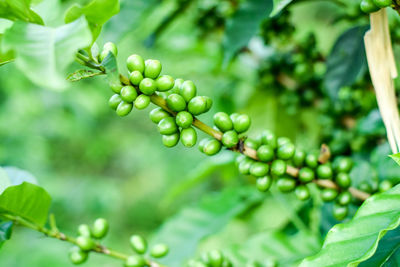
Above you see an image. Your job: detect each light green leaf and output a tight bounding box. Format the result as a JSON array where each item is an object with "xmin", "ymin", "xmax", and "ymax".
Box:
[
  {"xmin": 152, "ymin": 187, "xmax": 265, "ymax": 266},
  {"xmin": 324, "ymin": 25, "xmax": 369, "ymax": 100},
  {"xmin": 2, "ymin": 17, "xmax": 92, "ymax": 90},
  {"xmin": 271, "ymin": 0, "xmax": 293, "ymax": 16},
  {"xmin": 64, "ymin": 0, "xmax": 119, "ymax": 41},
  {"xmin": 0, "ymin": 220, "xmax": 13, "ymax": 248},
  {"xmin": 223, "ymin": 0, "xmax": 273, "ymax": 63},
  {"xmin": 100, "ymin": 52, "xmax": 119, "ymax": 86},
  {"xmin": 390, "ymin": 153, "xmax": 400, "ymax": 167},
  {"xmin": 300, "ymin": 184, "xmax": 400, "ymax": 267},
  {"xmin": 0, "ymin": 182, "xmax": 51, "ymax": 227},
  {"xmin": 66, "ymin": 69, "xmax": 102, "ymax": 82},
  {"xmin": 0, "ymin": 0, "xmax": 44, "ymax": 24}
]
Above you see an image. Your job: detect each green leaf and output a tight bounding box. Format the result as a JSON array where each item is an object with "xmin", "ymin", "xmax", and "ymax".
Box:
[
  {"xmin": 390, "ymin": 153, "xmax": 400, "ymax": 167},
  {"xmin": 0, "ymin": 220, "xmax": 13, "ymax": 248},
  {"xmin": 0, "ymin": 0, "xmax": 44, "ymax": 24},
  {"xmin": 372, "ymin": 144, "xmax": 400, "ymax": 183},
  {"xmin": 66, "ymin": 69, "xmax": 102, "ymax": 82},
  {"xmin": 300, "ymin": 183, "xmax": 400, "ymax": 267},
  {"xmin": 100, "ymin": 52, "xmax": 119, "ymax": 86},
  {"xmin": 271, "ymin": 0, "xmax": 293, "ymax": 16},
  {"xmin": 223, "ymin": 0, "xmax": 273, "ymax": 64},
  {"xmin": 2, "ymin": 17, "xmax": 92, "ymax": 90},
  {"xmin": 324, "ymin": 25, "xmax": 369, "ymax": 100},
  {"xmin": 64, "ymin": 0, "xmax": 119, "ymax": 41},
  {"xmin": 0, "ymin": 182, "xmax": 51, "ymax": 227},
  {"xmin": 152, "ymin": 187, "xmax": 265, "ymax": 266}
]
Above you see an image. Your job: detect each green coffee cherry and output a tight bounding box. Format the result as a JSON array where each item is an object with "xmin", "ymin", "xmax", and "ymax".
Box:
[
  {"xmin": 261, "ymin": 130, "xmax": 278, "ymax": 149},
  {"xmin": 162, "ymin": 133, "xmax": 180, "ymax": 147},
  {"xmin": 76, "ymin": 236, "xmax": 95, "ymax": 251},
  {"xmin": 230, "ymin": 113, "xmax": 239, "ymax": 122},
  {"xmin": 298, "ymin": 167, "xmax": 315, "ymax": 183},
  {"xmin": 277, "ymin": 143, "xmax": 295, "ymax": 160},
  {"xmin": 121, "ymin": 86, "xmax": 138, "ymax": 102},
  {"xmin": 221, "ymin": 130, "xmax": 239, "ymax": 148},
  {"xmin": 77, "ymin": 224, "xmax": 91, "ymax": 237},
  {"xmin": 139, "ymin": 78, "xmax": 157, "ymax": 95},
  {"xmin": 277, "ymin": 137, "xmax": 291, "ymax": 147},
  {"xmin": 150, "ymin": 243, "xmax": 169, "ymax": 258},
  {"xmin": 256, "ymin": 176, "xmax": 272, "ymax": 192},
  {"xmin": 99, "ymin": 42, "xmax": 117, "ymax": 61},
  {"xmin": 250, "ymin": 162, "xmax": 269, "ymax": 177},
  {"xmin": 167, "ymin": 94, "xmax": 186, "ymax": 112},
  {"xmin": 336, "ymin": 158, "xmax": 353, "ymax": 173},
  {"xmin": 109, "ymin": 94, "xmax": 122, "ymax": 110},
  {"xmin": 203, "ymin": 139, "xmax": 222, "ymax": 156},
  {"xmin": 359, "ymin": 182, "xmax": 373, "ymax": 193},
  {"xmin": 69, "ymin": 246, "xmax": 88, "ymax": 265},
  {"xmin": 171, "ymin": 78, "xmax": 184, "ymax": 94},
  {"xmin": 244, "ymin": 138, "xmax": 260, "ymax": 150},
  {"xmin": 129, "ymin": 71, "xmax": 144, "ymax": 86},
  {"xmin": 257, "ymin": 145, "xmax": 274, "ymax": 162},
  {"xmin": 127, "ymin": 54, "xmax": 145, "ymax": 73},
  {"xmin": 293, "ymin": 149, "xmax": 306, "ymax": 167},
  {"xmin": 176, "ymin": 111, "xmax": 193, "ymax": 128},
  {"xmin": 181, "ymin": 127, "xmax": 197, "ymax": 147},
  {"xmin": 277, "ymin": 177, "xmax": 296, "ymax": 192},
  {"xmin": 208, "ymin": 250, "xmax": 223, "ymax": 267},
  {"xmin": 333, "ymin": 203, "xmax": 348, "ymax": 221},
  {"xmin": 134, "ymin": 95, "xmax": 150, "ymax": 110},
  {"xmin": 295, "ymin": 185, "xmax": 310, "ymax": 201},
  {"xmin": 305, "ymin": 154, "xmax": 318, "ymax": 168},
  {"xmin": 321, "ymin": 188, "xmax": 338, "ymax": 202},
  {"xmin": 198, "ymin": 138, "xmax": 211, "ymax": 153},
  {"xmin": 91, "ymin": 218, "xmax": 109, "ymax": 239},
  {"xmin": 337, "ymin": 191, "xmax": 352, "ymax": 206},
  {"xmin": 373, "ymin": 0, "xmax": 392, "ymax": 8},
  {"xmin": 129, "ymin": 235, "xmax": 147, "ymax": 254},
  {"xmin": 271, "ymin": 159, "xmax": 286, "ymax": 177},
  {"xmin": 125, "ymin": 255, "xmax": 146, "ymax": 267},
  {"xmin": 317, "ymin": 164, "xmax": 333, "ymax": 179},
  {"xmin": 110, "ymin": 83, "xmax": 123, "ymax": 94},
  {"xmin": 188, "ymin": 96, "xmax": 207, "ymax": 115},
  {"xmin": 180, "ymin": 80, "xmax": 197, "ymax": 102},
  {"xmin": 149, "ymin": 107, "xmax": 170, "ymax": 124},
  {"xmin": 336, "ymin": 172, "xmax": 351, "ymax": 188},
  {"xmin": 155, "ymin": 75, "xmax": 174, "ymax": 92},
  {"xmin": 213, "ymin": 112, "xmax": 233, "ymax": 132},
  {"xmin": 379, "ymin": 180, "xmax": 393, "ymax": 192},
  {"xmin": 360, "ymin": 0, "xmax": 380, "ymax": 13},
  {"xmin": 233, "ymin": 114, "xmax": 251, "ymax": 133},
  {"xmin": 144, "ymin": 59, "xmax": 162, "ymax": 79},
  {"xmin": 116, "ymin": 101, "xmax": 133, "ymax": 117},
  {"xmin": 158, "ymin": 117, "xmax": 178, "ymax": 135},
  {"xmin": 204, "ymin": 96, "xmax": 213, "ymax": 112},
  {"xmin": 238, "ymin": 158, "xmax": 253, "ymax": 174}
]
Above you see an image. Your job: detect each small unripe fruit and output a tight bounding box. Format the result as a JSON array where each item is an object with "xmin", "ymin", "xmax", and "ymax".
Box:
[
  {"xmin": 125, "ymin": 255, "xmax": 146, "ymax": 267},
  {"xmin": 156, "ymin": 75, "xmax": 175, "ymax": 92},
  {"xmin": 127, "ymin": 54, "xmax": 145, "ymax": 73},
  {"xmin": 221, "ymin": 130, "xmax": 239, "ymax": 148},
  {"xmin": 181, "ymin": 127, "xmax": 197, "ymax": 147},
  {"xmin": 213, "ymin": 112, "xmax": 233, "ymax": 132},
  {"xmin": 277, "ymin": 143, "xmax": 295, "ymax": 160},
  {"xmin": 232, "ymin": 114, "xmax": 251, "ymax": 133},
  {"xmin": 337, "ymin": 191, "xmax": 352, "ymax": 206},
  {"xmin": 188, "ymin": 96, "xmax": 207, "ymax": 115},
  {"xmin": 162, "ymin": 133, "xmax": 180, "ymax": 147},
  {"xmin": 373, "ymin": 0, "xmax": 392, "ymax": 8},
  {"xmin": 305, "ymin": 154, "xmax": 318, "ymax": 168},
  {"xmin": 109, "ymin": 94, "xmax": 122, "ymax": 110},
  {"xmin": 317, "ymin": 164, "xmax": 333, "ymax": 179},
  {"xmin": 333, "ymin": 203, "xmax": 348, "ymax": 220},
  {"xmin": 158, "ymin": 117, "xmax": 178, "ymax": 135},
  {"xmin": 176, "ymin": 111, "xmax": 193, "ymax": 128},
  {"xmin": 256, "ymin": 176, "xmax": 272, "ymax": 192},
  {"xmin": 359, "ymin": 182, "xmax": 373, "ymax": 193},
  {"xmin": 180, "ymin": 80, "xmax": 197, "ymax": 102},
  {"xmin": 277, "ymin": 177, "xmax": 296, "ymax": 192},
  {"xmin": 134, "ymin": 95, "xmax": 150, "ymax": 109},
  {"xmin": 299, "ymin": 167, "xmax": 315, "ymax": 183},
  {"xmin": 293, "ymin": 149, "xmax": 306, "ymax": 167},
  {"xmin": 336, "ymin": 158, "xmax": 353, "ymax": 173},
  {"xmin": 379, "ymin": 180, "xmax": 393, "ymax": 192},
  {"xmin": 120, "ymin": 86, "xmax": 138, "ymax": 103},
  {"xmin": 208, "ymin": 250, "xmax": 223, "ymax": 267},
  {"xmin": 321, "ymin": 188, "xmax": 338, "ymax": 202},
  {"xmin": 244, "ymin": 138, "xmax": 260, "ymax": 150},
  {"xmin": 76, "ymin": 236, "xmax": 95, "ymax": 251},
  {"xmin": 271, "ymin": 159, "xmax": 286, "ymax": 177},
  {"xmin": 250, "ymin": 162, "xmax": 269, "ymax": 177},
  {"xmin": 204, "ymin": 96, "xmax": 213, "ymax": 112},
  {"xmin": 129, "ymin": 235, "xmax": 147, "ymax": 254},
  {"xmin": 144, "ymin": 59, "xmax": 162, "ymax": 79},
  {"xmin": 129, "ymin": 71, "xmax": 144, "ymax": 86},
  {"xmin": 91, "ymin": 218, "xmax": 109, "ymax": 239},
  {"xmin": 116, "ymin": 101, "xmax": 133, "ymax": 117},
  {"xmin": 69, "ymin": 246, "xmax": 88, "ymax": 265},
  {"xmin": 99, "ymin": 42, "xmax": 117, "ymax": 61},
  {"xmin": 150, "ymin": 243, "xmax": 169, "ymax": 258},
  {"xmin": 360, "ymin": 0, "xmax": 380, "ymax": 13},
  {"xmin": 261, "ymin": 130, "xmax": 277, "ymax": 149},
  {"xmin": 149, "ymin": 107, "xmax": 170, "ymax": 124},
  {"xmin": 336, "ymin": 172, "xmax": 351, "ymax": 188},
  {"xmin": 139, "ymin": 78, "xmax": 157, "ymax": 95},
  {"xmin": 295, "ymin": 185, "xmax": 310, "ymax": 201},
  {"xmin": 167, "ymin": 94, "xmax": 186, "ymax": 112},
  {"xmin": 238, "ymin": 158, "xmax": 253, "ymax": 174},
  {"xmin": 171, "ymin": 78, "xmax": 184, "ymax": 94},
  {"xmin": 203, "ymin": 139, "xmax": 222, "ymax": 155},
  {"xmin": 198, "ymin": 138, "xmax": 211, "ymax": 152},
  {"xmin": 277, "ymin": 137, "xmax": 291, "ymax": 147},
  {"xmin": 77, "ymin": 224, "xmax": 91, "ymax": 237},
  {"xmin": 257, "ymin": 145, "xmax": 274, "ymax": 162},
  {"xmin": 110, "ymin": 83, "xmax": 122, "ymax": 94}
]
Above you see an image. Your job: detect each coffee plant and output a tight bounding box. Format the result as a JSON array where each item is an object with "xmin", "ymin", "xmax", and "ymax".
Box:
[{"xmin": 1, "ymin": 0, "xmax": 400, "ymax": 266}]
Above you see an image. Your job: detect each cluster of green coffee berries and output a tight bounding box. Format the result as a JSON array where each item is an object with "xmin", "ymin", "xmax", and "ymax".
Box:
[
  {"xmin": 360, "ymin": 0, "xmax": 392, "ymax": 13},
  {"xmin": 125, "ymin": 235, "xmax": 169, "ymax": 267},
  {"xmin": 186, "ymin": 250, "xmax": 232, "ymax": 267},
  {"xmin": 69, "ymin": 218, "xmax": 109, "ymax": 264},
  {"xmin": 195, "ymin": 0, "xmax": 237, "ymax": 35}
]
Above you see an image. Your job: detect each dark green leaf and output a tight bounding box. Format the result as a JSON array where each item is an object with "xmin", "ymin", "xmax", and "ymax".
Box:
[
  {"xmin": 2, "ymin": 17, "xmax": 92, "ymax": 89},
  {"xmin": 223, "ymin": 0, "xmax": 273, "ymax": 63},
  {"xmin": 357, "ymin": 109, "xmax": 385, "ymax": 136},
  {"xmin": 271, "ymin": 0, "xmax": 293, "ymax": 16},
  {"xmin": 64, "ymin": 0, "xmax": 119, "ymax": 41},
  {"xmin": 390, "ymin": 153, "xmax": 400, "ymax": 167},
  {"xmin": 0, "ymin": 182, "xmax": 51, "ymax": 227},
  {"xmin": 66, "ymin": 69, "xmax": 103, "ymax": 82},
  {"xmin": 324, "ymin": 25, "xmax": 369, "ymax": 100},
  {"xmin": 371, "ymin": 144, "xmax": 400, "ymax": 183},
  {"xmin": 152, "ymin": 187, "xmax": 264, "ymax": 266},
  {"xmin": 0, "ymin": 0, "xmax": 44, "ymax": 24},
  {"xmin": 0, "ymin": 220, "xmax": 13, "ymax": 248},
  {"xmin": 300, "ymin": 183, "xmax": 400, "ymax": 266}
]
